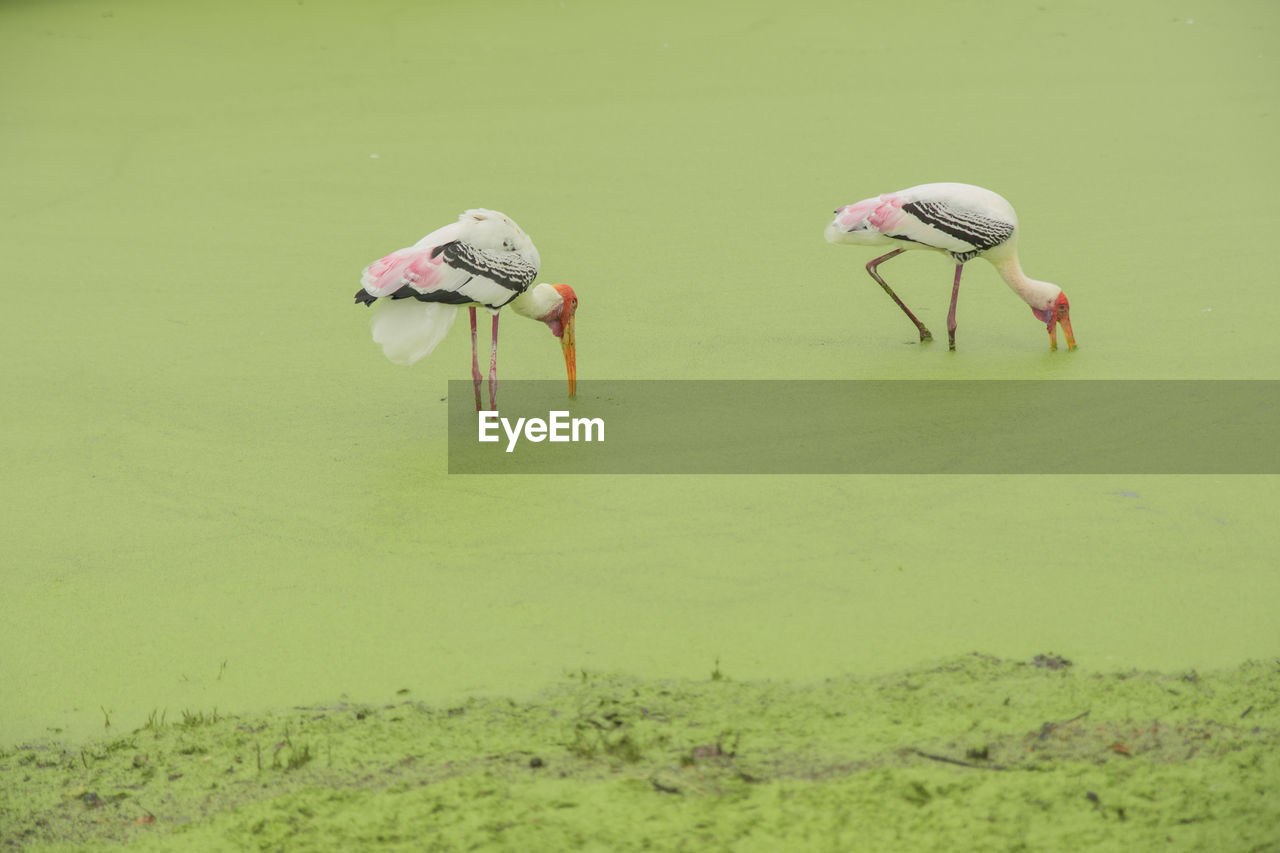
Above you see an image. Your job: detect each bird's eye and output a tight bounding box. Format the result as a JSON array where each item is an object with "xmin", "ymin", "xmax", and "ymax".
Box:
[{"xmin": 502, "ymin": 240, "xmax": 514, "ymax": 250}]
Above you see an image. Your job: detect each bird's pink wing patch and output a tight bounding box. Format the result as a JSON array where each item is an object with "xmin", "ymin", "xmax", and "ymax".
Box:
[
  {"xmin": 868, "ymin": 195, "xmax": 905, "ymax": 231},
  {"xmin": 835, "ymin": 195, "xmax": 904, "ymax": 233},
  {"xmin": 834, "ymin": 198, "xmax": 879, "ymax": 230},
  {"xmin": 360, "ymin": 247, "xmax": 447, "ymax": 297}
]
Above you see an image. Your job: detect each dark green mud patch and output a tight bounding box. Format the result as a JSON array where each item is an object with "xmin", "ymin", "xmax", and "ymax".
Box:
[{"xmin": 4, "ymin": 654, "xmax": 1278, "ymax": 851}]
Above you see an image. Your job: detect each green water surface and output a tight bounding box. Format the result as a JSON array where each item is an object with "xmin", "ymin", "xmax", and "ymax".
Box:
[{"xmin": 2, "ymin": 0, "xmax": 1278, "ymax": 758}]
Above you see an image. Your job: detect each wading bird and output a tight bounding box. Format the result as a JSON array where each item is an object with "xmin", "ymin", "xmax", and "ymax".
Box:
[
  {"xmin": 354, "ymin": 209, "xmax": 577, "ymax": 410},
  {"xmin": 824, "ymin": 183, "xmax": 1075, "ymax": 351}
]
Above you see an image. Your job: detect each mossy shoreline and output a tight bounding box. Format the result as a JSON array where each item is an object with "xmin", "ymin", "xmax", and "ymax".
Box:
[{"xmin": 4, "ymin": 654, "xmax": 1277, "ymax": 851}]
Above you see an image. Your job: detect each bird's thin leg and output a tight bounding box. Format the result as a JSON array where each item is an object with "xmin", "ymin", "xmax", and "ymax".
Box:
[
  {"xmin": 947, "ymin": 263, "xmax": 963, "ymax": 351},
  {"xmin": 488, "ymin": 314, "xmax": 500, "ymax": 411},
  {"xmin": 866, "ymin": 249, "xmax": 932, "ymax": 342},
  {"xmin": 469, "ymin": 307, "xmax": 483, "ymax": 411}
]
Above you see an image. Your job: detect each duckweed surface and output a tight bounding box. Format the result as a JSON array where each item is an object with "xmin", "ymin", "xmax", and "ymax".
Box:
[
  {"xmin": 5, "ymin": 655, "xmax": 1278, "ymax": 851},
  {"xmin": 3, "ymin": 0, "xmax": 1279, "ymax": 849}
]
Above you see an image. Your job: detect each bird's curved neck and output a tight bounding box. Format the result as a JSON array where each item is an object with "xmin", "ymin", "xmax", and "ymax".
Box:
[
  {"xmin": 508, "ymin": 283, "xmax": 560, "ymax": 322},
  {"xmin": 989, "ymin": 255, "xmax": 1060, "ymax": 312}
]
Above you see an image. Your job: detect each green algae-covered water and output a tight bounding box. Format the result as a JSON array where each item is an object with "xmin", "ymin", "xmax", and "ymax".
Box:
[{"xmin": 3, "ymin": 0, "xmax": 1278, "ymax": 847}]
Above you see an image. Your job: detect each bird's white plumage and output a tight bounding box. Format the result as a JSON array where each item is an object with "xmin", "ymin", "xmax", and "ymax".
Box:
[
  {"xmin": 370, "ymin": 300, "xmax": 457, "ymax": 366},
  {"xmin": 895, "ymin": 183, "xmax": 1017, "ymax": 223},
  {"xmin": 825, "ymin": 183, "xmax": 1076, "ymax": 350},
  {"xmin": 824, "ymin": 182, "xmax": 1019, "ymax": 260},
  {"xmin": 359, "ymin": 209, "xmax": 540, "ymax": 365}
]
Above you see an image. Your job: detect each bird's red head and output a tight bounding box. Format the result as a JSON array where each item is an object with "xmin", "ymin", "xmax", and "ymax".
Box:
[
  {"xmin": 547, "ymin": 284, "xmax": 577, "ymax": 397},
  {"xmin": 1031, "ymin": 291, "xmax": 1076, "ymax": 351}
]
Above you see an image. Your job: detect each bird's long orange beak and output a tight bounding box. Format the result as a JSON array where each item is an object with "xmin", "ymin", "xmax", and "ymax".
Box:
[
  {"xmin": 549, "ymin": 284, "xmax": 578, "ymax": 398},
  {"xmin": 1049, "ymin": 293, "xmax": 1076, "ymax": 352},
  {"xmin": 560, "ymin": 311, "xmax": 576, "ymax": 397},
  {"xmin": 1055, "ymin": 311, "xmax": 1076, "ymax": 352}
]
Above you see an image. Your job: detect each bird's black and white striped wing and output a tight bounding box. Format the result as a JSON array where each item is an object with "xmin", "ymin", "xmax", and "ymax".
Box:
[
  {"xmin": 898, "ymin": 200, "xmax": 1015, "ymax": 261},
  {"xmin": 357, "ymin": 235, "xmax": 539, "ymax": 311},
  {"xmin": 433, "ymin": 240, "xmax": 539, "ymax": 305}
]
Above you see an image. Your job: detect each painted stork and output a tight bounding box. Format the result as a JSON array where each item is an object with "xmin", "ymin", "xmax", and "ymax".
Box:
[
  {"xmin": 825, "ymin": 182, "xmax": 1076, "ymax": 351},
  {"xmin": 354, "ymin": 209, "xmax": 577, "ymax": 410}
]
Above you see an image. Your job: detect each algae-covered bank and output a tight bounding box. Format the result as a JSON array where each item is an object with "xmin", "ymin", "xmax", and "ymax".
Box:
[{"xmin": 3, "ymin": 655, "xmax": 1278, "ymax": 852}]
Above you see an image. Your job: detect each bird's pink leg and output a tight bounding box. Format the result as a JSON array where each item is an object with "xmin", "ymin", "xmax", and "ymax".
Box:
[
  {"xmin": 947, "ymin": 263, "xmax": 963, "ymax": 351},
  {"xmin": 488, "ymin": 313, "xmax": 500, "ymax": 411},
  {"xmin": 866, "ymin": 249, "xmax": 932, "ymax": 342},
  {"xmin": 469, "ymin": 307, "xmax": 482, "ymax": 411}
]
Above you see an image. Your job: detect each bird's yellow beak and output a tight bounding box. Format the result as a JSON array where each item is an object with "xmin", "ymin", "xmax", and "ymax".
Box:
[
  {"xmin": 1048, "ymin": 293, "xmax": 1076, "ymax": 352},
  {"xmin": 1054, "ymin": 312, "xmax": 1076, "ymax": 351},
  {"xmin": 560, "ymin": 311, "xmax": 576, "ymax": 398},
  {"xmin": 1049, "ymin": 303, "xmax": 1070, "ymax": 350},
  {"xmin": 547, "ymin": 284, "xmax": 578, "ymax": 397}
]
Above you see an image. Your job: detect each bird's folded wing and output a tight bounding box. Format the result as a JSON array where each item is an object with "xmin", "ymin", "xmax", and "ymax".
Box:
[
  {"xmin": 438, "ymin": 241, "xmax": 538, "ymax": 293},
  {"xmin": 898, "ymin": 201, "xmax": 1015, "ymax": 253},
  {"xmin": 359, "ymin": 241, "xmax": 539, "ymax": 310},
  {"xmin": 359, "ymin": 245, "xmax": 457, "ymax": 297}
]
